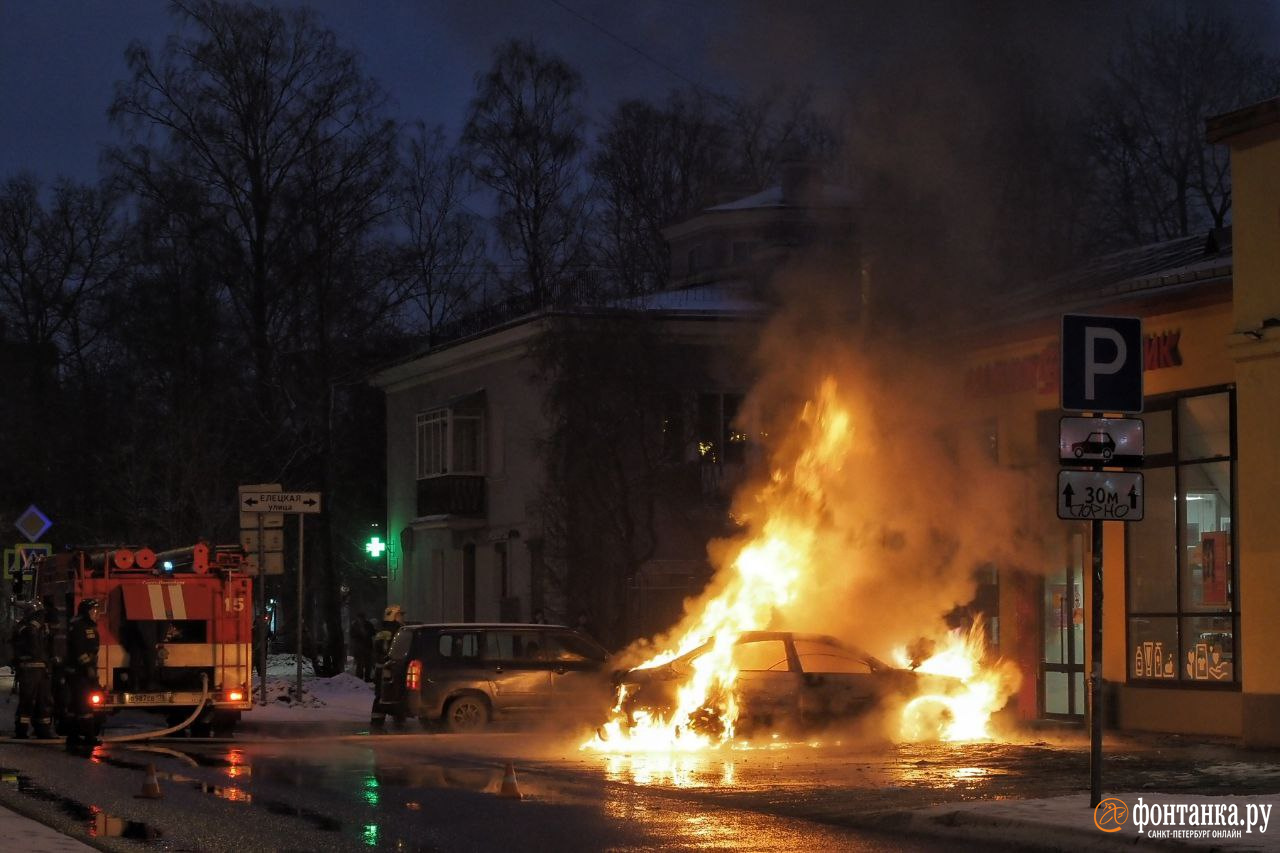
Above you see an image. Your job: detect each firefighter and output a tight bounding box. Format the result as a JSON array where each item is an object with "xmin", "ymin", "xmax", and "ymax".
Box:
[
  {"xmin": 11, "ymin": 602, "xmax": 56, "ymax": 739},
  {"xmin": 369, "ymin": 605, "xmax": 403, "ymax": 726},
  {"xmin": 64, "ymin": 598, "xmax": 102, "ymax": 750},
  {"xmin": 42, "ymin": 595, "xmax": 67, "ymax": 734}
]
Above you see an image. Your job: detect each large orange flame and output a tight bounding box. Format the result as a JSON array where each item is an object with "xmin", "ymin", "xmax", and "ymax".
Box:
[{"xmin": 583, "ymin": 377, "xmax": 1019, "ymax": 753}]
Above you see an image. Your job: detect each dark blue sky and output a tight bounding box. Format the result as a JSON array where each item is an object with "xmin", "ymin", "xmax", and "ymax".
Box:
[{"xmin": 3, "ymin": 1, "xmax": 1277, "ymax": 185}]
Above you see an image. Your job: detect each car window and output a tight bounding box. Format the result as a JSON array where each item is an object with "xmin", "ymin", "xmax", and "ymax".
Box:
[
  {"xmin": 389, "ymin": 629, "xmax": 415, "ymax": 660},
  {"xmin": 732, "ymin": 639, "xmax": 790, "ymax": 672},
  {"xmin": 793, "ymin": 639, "xmax": 872, "ymax": 674},
  {"xmin": 484, "ymin": 631, "xmax": 546, "ymax": 662},
  {"xmin": 546, "ymin": 631, "xmax": 607, "ymax": 662},
  {"xmin": 436, "ymin": 631, "xmax": 482, "ymax": 662}
]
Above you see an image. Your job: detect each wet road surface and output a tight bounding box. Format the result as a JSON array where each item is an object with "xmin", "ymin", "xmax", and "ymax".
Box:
[{"xmin": 1, "ymin": 723, "xmax": 1277, "ymax": 852}]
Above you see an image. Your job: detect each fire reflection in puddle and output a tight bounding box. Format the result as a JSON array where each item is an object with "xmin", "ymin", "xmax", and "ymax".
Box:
[{"xmin": 602, "ymin": 752, "xmax": 736, "ymax": 788}]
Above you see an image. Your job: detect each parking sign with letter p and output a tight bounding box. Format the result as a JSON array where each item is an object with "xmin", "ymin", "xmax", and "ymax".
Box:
[{"xmin": 1062, "ymin": 314, "xmax": 1144, "ymax": 414}]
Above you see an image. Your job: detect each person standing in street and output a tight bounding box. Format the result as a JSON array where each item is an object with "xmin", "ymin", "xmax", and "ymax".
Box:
[
  {"xmin": 65, "ymin": 598, "xmax": 102, "ymax": 751},
  {"xmin": 12, "ymin": 602, "xmax": 55, "ymax": 739},
  {"xmin": 369, "ymin": 605, "xmax": 403, "ymax": 726},
  {"xmin": 349, "ymin": 612, "xmax": 372, "ymax": 681}
]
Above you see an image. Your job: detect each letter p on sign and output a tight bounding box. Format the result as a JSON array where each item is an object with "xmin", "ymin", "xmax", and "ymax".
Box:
[{"xmin": 1062, "ymin": 315, "xmax": 1143, "ymax": 414}]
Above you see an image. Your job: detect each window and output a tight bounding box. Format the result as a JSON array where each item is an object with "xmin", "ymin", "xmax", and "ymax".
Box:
[
  {"xmin": 731, "ymin": 640, "xmax": 790, "ymax": 672},
  {"xmin": 416, "ymin": 405, "xmax": 483, "ymax": 478},
  {"xmin": 793, "ymin": 640, "xmax": 872, "ymax": 674},
  {"xmin": 1126, "ymin": 389, "xmax": 1236, "ymax": 684},
  {"xmin": 547, "ymin": 632, "xmax": 607, "ymax": 663},
  {"xmin": 484, "ymin": 631, "xmax": 546, "ymax": 662},
  {"xmin": 697, "ymin": 392, "xmax": 748, "ymax": 465},
  {"xmin": 435, "ymin": 632, "xmax": 481, "ymax": 662}
]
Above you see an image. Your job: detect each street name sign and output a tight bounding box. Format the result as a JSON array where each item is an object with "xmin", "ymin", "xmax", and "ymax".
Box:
[
  {"xmin": 1059, "ymin": 416, "xmax": 1144, "ymax": 467},
  {"xmin": 1061, "ymin": 314, "xmax": 1144, "ymax": 414},
  {"xmin": 240, "ymin": 491, "xmax": 322, "ymax": 514},
  {"xmin": 1058, "ymin": 470, "xmax": 1144, "ymax": 521}
]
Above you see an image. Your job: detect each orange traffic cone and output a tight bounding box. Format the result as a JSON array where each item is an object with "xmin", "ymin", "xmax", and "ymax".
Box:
[
  {"xmin": 136, "ymin": 763, "xmax": 163, "ymax": 799},
  {"xmin": 498, "ymin": 761, "xmax": 523, "ymax": 800}
]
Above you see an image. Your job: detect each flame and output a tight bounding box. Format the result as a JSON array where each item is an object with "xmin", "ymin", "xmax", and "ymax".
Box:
[
  {"xmin": 582, "ymin": 377, "xmax": 1020, "ymax": 754},
  {"xmin": 585, "ymin": 379, "xmax": 848, "ymax": 752},
  {"xmin": 895, "ymin": 621, "xmax": 1021, "ymax": 742}
]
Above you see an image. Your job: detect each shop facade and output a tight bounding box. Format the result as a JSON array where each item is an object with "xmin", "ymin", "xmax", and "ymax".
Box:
[{"xmin": 968, "ymin": 95, "xmax": 1280, "ymax": 745}]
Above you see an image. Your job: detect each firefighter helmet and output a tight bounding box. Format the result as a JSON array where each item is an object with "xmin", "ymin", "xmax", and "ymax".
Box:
[
  {"xmin": 383, "ymin": 604, "xmax": 403, "ymax": 622},
  {"xmin": 77, "ymin": 598, "xmax": 100, "ymax": 619}
]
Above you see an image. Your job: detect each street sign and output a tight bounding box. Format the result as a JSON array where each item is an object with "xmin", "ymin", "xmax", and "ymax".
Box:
[
  {"xmin": 240, "ymin": 491, "xmax": 322, "ymax": 514},
  {"xmin": 239, "ymin": 483, "xmax": 282, "ymax": 529},
  {"xmin": 1061, "ymin": 314, "xmax": 1144, "ymax": 414},
  {"xmin": 14, "ymin": 505, "xmax": 52, "ymax": 543},
  {"xmin": 1058, "ymin": 470, "xmax": 1144, "ymax": 521},
  {"xmin": 1059, "ymin": 417, "xmax": 1144, "ymax": 467}
]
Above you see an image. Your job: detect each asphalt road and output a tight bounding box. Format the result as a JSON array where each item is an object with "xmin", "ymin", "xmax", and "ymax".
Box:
[{"xmin": 1, "ymin": 721, "xmax": 1277, "ymax": 852}]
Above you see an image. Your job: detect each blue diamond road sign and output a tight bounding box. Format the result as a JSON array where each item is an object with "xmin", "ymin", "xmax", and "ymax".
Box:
[{"xmin": 14, "ymin": 504, "xmax": 52, "ymax": 543}]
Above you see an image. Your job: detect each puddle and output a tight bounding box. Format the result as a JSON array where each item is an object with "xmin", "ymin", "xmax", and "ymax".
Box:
[{"xmin": 1, "ymin": 765, "xmax": 163, "ymax": 842}]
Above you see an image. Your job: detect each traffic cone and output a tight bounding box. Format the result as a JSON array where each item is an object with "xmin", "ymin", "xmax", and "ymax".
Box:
[
  {"xmin": 136, "ymin": 763, "xmax": 163, "ymax": 799},
  {"xmin": 498, "ymin": 761, "xmax": 523, "ymax": 800}
]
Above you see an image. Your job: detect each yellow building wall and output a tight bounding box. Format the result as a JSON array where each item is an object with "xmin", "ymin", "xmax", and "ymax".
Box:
[{"xmin": 1222, "ymin": 113, "xmax": 1280, "ymax": 746}]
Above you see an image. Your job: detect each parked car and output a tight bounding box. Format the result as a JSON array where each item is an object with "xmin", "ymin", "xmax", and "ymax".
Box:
[
  {"xmin": 375, "ymin": 623, "xmax": 612, "ymax": 733},
  {"xmin": 617, "ymin": 631, "xmax": 954, "ymax": 736}
]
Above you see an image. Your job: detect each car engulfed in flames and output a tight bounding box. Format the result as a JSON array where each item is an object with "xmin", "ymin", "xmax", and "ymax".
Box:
[
  {"xmin": 609, "ymin": 631, "xmax": 966, "ymax": 742},
  {"xmin": 582, "ymin": 376, "xmax": 1023, "ymax": 754}
]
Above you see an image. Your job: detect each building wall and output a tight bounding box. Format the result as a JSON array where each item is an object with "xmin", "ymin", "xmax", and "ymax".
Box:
[
  {"xmin": 380, "ymin": 322, "xmax": 549, "ymax": 623},
  {"xmin": 965, "ymin": 297, "xmax": 1242, "ymax": 734},
  {"xmin": 1221, "ymin": 112, "xmax": 1280, "ymax": 745}
]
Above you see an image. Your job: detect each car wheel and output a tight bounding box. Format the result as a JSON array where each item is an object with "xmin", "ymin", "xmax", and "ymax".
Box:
[
  {"xmin": 444, "ymin": 695, "xmax": 490, "ymax": 733},
  {"xmin": 1074, "ymin": 447, "xmax": 1084, "ymax": 457},
  {"xmin": 1103, "ymin": 448, "xmax": 1113, "ymax": 459}
]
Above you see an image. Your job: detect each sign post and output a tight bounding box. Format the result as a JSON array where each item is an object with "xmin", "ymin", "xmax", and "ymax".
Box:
[
  {"xmin": 238, "ymin": 486, "xmax": 322, "ymax": 705},
  {"xmin": 1060, "ymin": 314, "xmax": 1143, "ymax": 811}
]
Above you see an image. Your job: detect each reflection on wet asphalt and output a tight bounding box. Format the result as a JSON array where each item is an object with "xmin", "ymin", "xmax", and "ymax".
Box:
[{"xmin": 2, "ymin": 728, "xmax": 1278, "ymax": 851}]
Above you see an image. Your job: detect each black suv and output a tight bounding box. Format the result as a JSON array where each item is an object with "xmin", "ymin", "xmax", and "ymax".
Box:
[{"xmin": 375, "ymin": 623, "xmax": 611, "ymax": 732}]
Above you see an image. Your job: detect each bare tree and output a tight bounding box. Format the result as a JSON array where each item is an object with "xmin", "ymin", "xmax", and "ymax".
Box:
[
  {"xmin": 1086, "ymin": 10, "xmax": 1280, "ymax": 246},
  {"xmin": 109, "ymin": 0, "xmax": 400, "ymax": 675},
  {"xmin": 591, "ymin": 91, "xmax": 731, "ymax": 295},
  {"xmin": 109, "ymin": 0, "xmax": 398, "ymax": 425},
  {"xmin": 723, "ymin": 88, "xmax": 843, "ymax": 191},
  {"xmin": 394, "ymin": 124, "xmax": 487, "ymax": 342},
  {"xmin": 462, "ymin": 40, "xmax": 590, "ymax": 307}
]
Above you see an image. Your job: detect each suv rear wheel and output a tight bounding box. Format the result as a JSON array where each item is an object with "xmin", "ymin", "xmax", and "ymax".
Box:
[{"xmin": 444, "ymin": 695, "xmax": 490, "ymax": 733}]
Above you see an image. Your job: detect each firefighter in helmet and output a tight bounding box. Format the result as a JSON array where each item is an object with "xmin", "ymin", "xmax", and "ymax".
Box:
[
  {"xmin": 11, "ymin": 601, "xmax": 56, "ymax": 739},
  {"xmin": 369, "ymin": 604, "xmax": 404, "ymax": 726},
  {"xmin": 64, "ymin": 598, "xmax": 102, "ymax": 749}
]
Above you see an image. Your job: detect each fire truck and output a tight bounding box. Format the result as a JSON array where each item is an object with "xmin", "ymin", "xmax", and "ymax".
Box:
[{"xmin": 31, "ymin": 543, "xmax": 254, "ymax": 737}]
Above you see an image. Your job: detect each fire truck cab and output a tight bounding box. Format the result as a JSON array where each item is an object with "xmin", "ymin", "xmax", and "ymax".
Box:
[{"xmin": 33, "ymin": 543, "xmax": 254, "ymax": 736}]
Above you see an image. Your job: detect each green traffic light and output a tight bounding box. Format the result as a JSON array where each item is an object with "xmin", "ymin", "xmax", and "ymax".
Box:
[{"xmin": 365, "ymin": 536, "xmax": 386, "ymax": 558}]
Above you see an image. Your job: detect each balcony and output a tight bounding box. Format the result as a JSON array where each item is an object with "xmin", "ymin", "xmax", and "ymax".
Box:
[{"xmin": 417, "ymin": 475, "xmax": 486, "ymax": 517}]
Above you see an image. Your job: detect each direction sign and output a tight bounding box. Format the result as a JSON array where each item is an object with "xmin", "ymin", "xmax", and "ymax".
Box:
[
  {"xmin": 14, "ymin": 505, "xmax": 52, "ymax": 543},
  {"xmin": 1058, "ymin": 471, "xmax": 1144, "ymax": 521},
  {"xmin": 1059, "ymin": 417, "xmax": 1144, "ymax": 467},
  {"xmin": 241, "ymin": 491, "xmax": 322, "ymax": 514},
  {"xmin": 1062, "ymin": 314, "xmax": 1144, "ymax": 414}
]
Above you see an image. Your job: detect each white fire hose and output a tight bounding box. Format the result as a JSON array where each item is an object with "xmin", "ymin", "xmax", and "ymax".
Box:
[{"xmin": 103, "ymin": 673, "xmax": 212, "ymax": 743}]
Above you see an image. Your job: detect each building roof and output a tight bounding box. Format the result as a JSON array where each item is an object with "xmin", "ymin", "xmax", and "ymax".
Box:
[
  {"xmin": 703, "ymin": 183, "xmax": 855, "ymax": 212},
  {"xmin": 1206, "ymin": 95, "xmax": 1280, "ymax": 144},
  {"xmin": 980, "ymin": 229, "xmax": 1232, "ymax": 330}
]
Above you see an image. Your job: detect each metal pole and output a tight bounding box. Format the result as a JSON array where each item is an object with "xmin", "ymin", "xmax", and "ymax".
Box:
[
  {"xmin": 296, "ymin": 515, "xmax": 304, "ymax": 702},
  {"xmin": 257, "ymin": 514, "xmax": 267, "ymax": 706},
  {"xmin": 1089, "ymin": 516, "xmax": 1104, "ymax": 807}
]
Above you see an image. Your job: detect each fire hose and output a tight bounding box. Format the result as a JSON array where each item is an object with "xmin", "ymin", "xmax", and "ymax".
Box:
[{"xmin": 103, "ymin": 673, "xmax": 211, "ymax": 743}]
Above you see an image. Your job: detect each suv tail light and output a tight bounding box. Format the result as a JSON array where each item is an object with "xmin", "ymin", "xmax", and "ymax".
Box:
[{"xmin": 406, "ymin": 659, "xmax": 422, "ymax": 691}]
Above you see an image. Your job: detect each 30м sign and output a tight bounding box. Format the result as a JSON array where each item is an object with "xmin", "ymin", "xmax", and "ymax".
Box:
[{"xmin": 1058, "ymin": 471, "xmax": 1144, "ymax": 521}]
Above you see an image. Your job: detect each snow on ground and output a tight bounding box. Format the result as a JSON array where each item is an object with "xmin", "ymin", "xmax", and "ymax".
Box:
[{"xmin": 246, "ymin": 654, "xmax": 374, "ymax": 722}]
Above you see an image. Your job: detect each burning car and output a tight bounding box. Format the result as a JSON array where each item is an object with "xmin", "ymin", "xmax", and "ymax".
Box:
[{"xmin": 614, "ymin": 631, "xmax": 957, "ymax": 738}]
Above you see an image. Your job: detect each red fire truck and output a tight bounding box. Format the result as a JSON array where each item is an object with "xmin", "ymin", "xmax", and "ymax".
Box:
[{"xmin": 33, "ymin": 543, "xmax": 254, "ymax": 737}]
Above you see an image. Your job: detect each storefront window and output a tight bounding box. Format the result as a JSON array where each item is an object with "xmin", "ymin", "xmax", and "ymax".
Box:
[{"xmin": 1126, "ymin": 389, "xmax": 1236, "ymax": 685}]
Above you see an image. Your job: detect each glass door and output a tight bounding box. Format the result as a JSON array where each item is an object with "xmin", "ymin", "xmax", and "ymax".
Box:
[{"xmin": 1043, "ymin": 530, "xmax": 1085, "ymax": 718}]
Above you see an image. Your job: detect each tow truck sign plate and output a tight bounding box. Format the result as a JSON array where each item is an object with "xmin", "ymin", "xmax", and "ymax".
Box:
[
  {"xmin": 1059, "ymin": 416, "xmax": 1144, "ymax": 467},
  {"xmin": 1058, "ymin": 470, "xmax": 1144, "ymax": 521}
]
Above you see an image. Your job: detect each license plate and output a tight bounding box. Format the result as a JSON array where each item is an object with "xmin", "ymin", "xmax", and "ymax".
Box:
[{"xmin": 121, "ymin": 693, "xmax": 172, "ymax": 705}]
